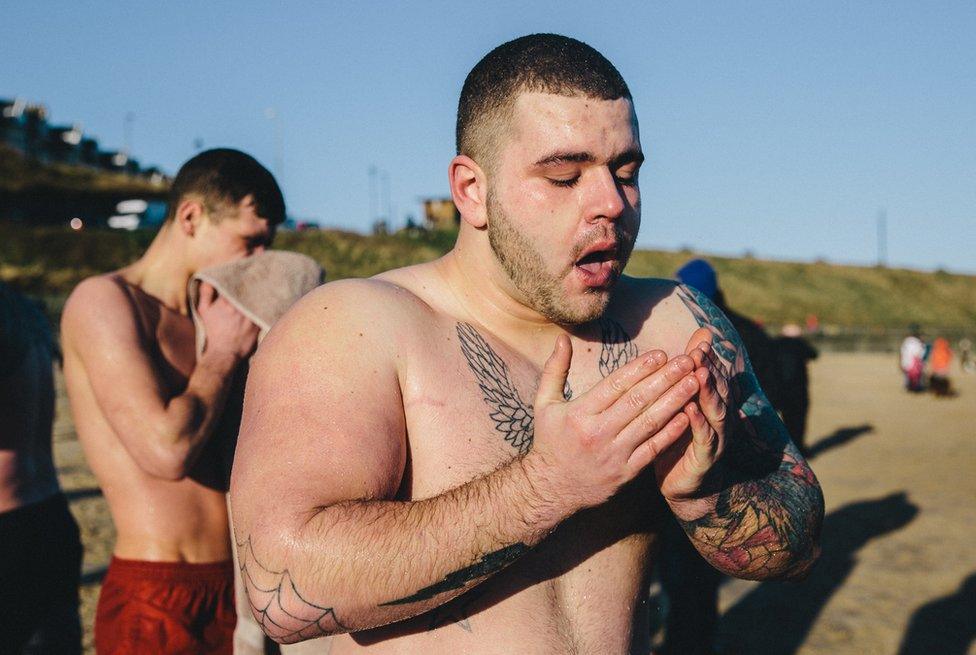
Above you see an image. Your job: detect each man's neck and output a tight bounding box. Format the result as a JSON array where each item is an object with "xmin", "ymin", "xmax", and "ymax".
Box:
[
  {"xmin": 439, "ymin": 229, "xmax": 569, "ymax": 348},
  {"xmin": 123, "ymin": 224, "xmax": 194, "ymax": 314}
]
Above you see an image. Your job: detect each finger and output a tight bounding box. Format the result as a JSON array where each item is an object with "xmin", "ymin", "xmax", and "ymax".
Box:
[
  {"xmin": 616, "ymin": 371, "xmax": 700, "ymax": 453},
  {"xmin": 685, "ymin": 402, "xmax": 719, "ymax": 471},
  {"xmin": 626, "ymin": 411, "xmax": 690, "ymax": 473},
  {"xmin": 699, "ymin": 350, "xmax": 731, "ymax": 402},
  {"xmin": 600, "ymin": 355, "xmax": 696, "ymax": 432},
  {"xmin": 684, "ymin": 327, "xmax": 712, "ymax": 355},
  {"xmin": 581, "ymin": 349, "xmax": 668, "ymax": 413},
  {"xmin": 694, "ymin": 367, "xmax": 728, "ymax": 429},
  {"xmin": 197, "ymin": 282, "xmax": 216, "ymax": 312},
  {"xmin": 535, "ymin": 335, "xmax": 573, "ymax": 405}
]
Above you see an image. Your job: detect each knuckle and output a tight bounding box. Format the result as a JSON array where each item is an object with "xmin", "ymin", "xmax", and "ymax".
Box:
[
  {"xmin": 639, "ymin": 411, "xmax": 661, "ymax": 435},
  {"xmin": 627, "ymin": 387, "xmax": 647, "ymax": 410},
  {"xmin": 606, "ymin": 374, "xmax": 626, "ymax": 396}
]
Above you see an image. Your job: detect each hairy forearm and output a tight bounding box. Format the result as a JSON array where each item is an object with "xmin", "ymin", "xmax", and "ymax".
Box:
[
  {"xmin": 672, "ymin": 407, "xmax": 824, "ymax": 581},
  {"xmin": 236, "ymin": 454, "xmax": 571, "ymax": 643}
]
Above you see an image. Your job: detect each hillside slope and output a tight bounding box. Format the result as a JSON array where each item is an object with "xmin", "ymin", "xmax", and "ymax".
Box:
[{"xmin": 1, "ymin": 224, "xmax": 973, "ymax": 332}]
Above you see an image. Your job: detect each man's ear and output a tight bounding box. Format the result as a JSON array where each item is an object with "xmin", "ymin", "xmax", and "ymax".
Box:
[
  {"xmin": 174, "ymin": 198, "xmax": 206, "ymax": 237},
  {"xmin": 449, "ymin": 155, "xmax": 488, "ymax": 229}
]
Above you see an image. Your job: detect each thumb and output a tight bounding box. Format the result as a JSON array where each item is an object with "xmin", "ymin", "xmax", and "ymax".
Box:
[
  {"xmin": 685, "ymin": 327, "xmax": 712, "ymax": 355},
  {"xmin": 536, "ymin": 334, "xmax": 572, "ymax": 405},
  {"xmin": 197, "ymin": 282, "xmax": 216, "ymax": 313}
]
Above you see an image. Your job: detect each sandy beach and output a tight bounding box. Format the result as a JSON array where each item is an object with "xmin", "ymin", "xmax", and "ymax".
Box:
[{"xmin": 53, "ymin": 352, "xmax": 976, "ymax": 654}]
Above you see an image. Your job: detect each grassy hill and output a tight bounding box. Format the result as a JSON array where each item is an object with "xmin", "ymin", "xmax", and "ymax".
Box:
[
  {"xmin": 2, "ymin": 223, "xmax": 973, "ymax": 336},
  {"xmin": 0, "ymin": 145, "xmax": 166, "ymax": 196}
]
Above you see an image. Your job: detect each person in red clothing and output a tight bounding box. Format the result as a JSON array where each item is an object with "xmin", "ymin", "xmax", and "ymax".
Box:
[
  {"xmin": 928, "ymin": 337, "xmax": 953, "ymax": 396},
  {"xmin": 61, "ymin": 149, "xmax": 283, "ymax": 654}
]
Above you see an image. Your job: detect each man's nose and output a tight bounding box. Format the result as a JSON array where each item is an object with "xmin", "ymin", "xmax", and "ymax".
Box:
[{"xmin": 585, "ymin": 168, "xmax": 627, "ymax": 223}]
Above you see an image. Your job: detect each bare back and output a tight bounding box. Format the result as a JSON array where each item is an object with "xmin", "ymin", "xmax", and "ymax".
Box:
[
  {"xmin": 62, "ymin": 274, "xmax": 233, "ymax": 562},
  {"xmin": 233, "ymin": 260, "xmax": 702, "ymax": 654}
]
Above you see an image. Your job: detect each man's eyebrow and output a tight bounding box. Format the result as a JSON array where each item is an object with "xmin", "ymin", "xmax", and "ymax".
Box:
[
  {"xmin": 609, "ymin": 148, "xmax": 645, "ymax": 169},
  {"xmin": 533, "ymin": 151, "xmax": 596, "ymax": 167}
]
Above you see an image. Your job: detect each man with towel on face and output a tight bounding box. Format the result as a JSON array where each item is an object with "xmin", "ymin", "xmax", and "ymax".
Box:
[
  {"xmin": 230, "ymin": 34, "xmax": 824, "ymax": 654},
  {"xmin": 62, "ymin": 149, "xmax": 296, "ymax": 654}
]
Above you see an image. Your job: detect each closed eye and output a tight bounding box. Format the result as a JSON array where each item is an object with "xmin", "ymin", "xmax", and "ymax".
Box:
[{"xmin": 548, "ymin": 176, "xmax": 580, "ymax": 188}]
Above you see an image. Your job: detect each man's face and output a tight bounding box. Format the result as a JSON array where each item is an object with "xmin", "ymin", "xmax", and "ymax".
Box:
[
  {"xmin": 192, "ymin": 195, "xmax": 276, "ymax": 270},
  {"xmin": 485, "ymin": 92, "xmax": 642, "ymax": 324}
]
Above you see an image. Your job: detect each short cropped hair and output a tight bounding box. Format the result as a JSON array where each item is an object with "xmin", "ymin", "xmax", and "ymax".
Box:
[
  {"xmin": 457, "ymin": 34, "xmax": 632, "ymax": 169},
  {"xmin": 165, "ymin": 148, "xmax": 285, "ymax": 225}
]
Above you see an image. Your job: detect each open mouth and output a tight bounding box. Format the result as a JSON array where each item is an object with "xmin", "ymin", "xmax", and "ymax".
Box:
[{"xmin": 574, "ymin": 247, "xmax": 618, "ymax": 287}]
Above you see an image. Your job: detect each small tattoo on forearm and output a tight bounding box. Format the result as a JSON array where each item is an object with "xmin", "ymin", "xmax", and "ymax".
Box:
[
  {"xmin": 237, "ymin": 537, "xmax": 347, "ymax": 643},
  {"xmin": 380, "ymin": 542, "xmax": 528, "ymax": 606}
]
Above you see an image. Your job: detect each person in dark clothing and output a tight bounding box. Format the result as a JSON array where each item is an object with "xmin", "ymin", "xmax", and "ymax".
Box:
[
  {"xmin": 0, "ymin": 282, "xmax": 83, "ymax": 654},
  {"xmin": 774, "ymin": 324, "xmax": 818, "ymax": 455},
  {"xmin": 674, "ymin": 259, "xmax": 782, "ymax": 406},
  {"xmin": 658, "ymin": 259, "xmax": 785, "ymax": 655}
]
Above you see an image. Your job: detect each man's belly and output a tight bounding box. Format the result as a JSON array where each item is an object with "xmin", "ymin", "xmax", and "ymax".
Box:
[
  {"xmin": 79, "ymin": 427, "xmax": 232, "ymax": 562},
  {"xmin": 334, "ymin": 513, "xmax": 658, "ymax": 655}
]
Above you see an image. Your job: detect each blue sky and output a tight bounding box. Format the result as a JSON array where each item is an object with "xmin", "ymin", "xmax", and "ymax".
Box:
[{"xmin": 3, "ymin": 1, "xmax": 974, "ymax": 272}]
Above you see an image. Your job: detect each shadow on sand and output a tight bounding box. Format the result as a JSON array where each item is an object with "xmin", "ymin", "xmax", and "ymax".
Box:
[
  {"xmin": 717, "ymin": 492, "xmax": 918, "ymax": 655},
  {"xmin": 805, "ymin": 424, "xmax": 874, "ymax": 459},
  {"xmin": 64, "ymin": 486, "xmax": 102, "ymax": 502},
  {"xmin": 80, "ymin": 566, "xmax": 107, "ymax": 586},
  {"xmin": 897, "ymin": 572, "xmax": 976, "ymax": 654}
]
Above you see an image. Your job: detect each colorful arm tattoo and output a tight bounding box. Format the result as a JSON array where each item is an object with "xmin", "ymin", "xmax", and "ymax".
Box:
[{"xmin": 674, "ymin": 284, "xmax": 824, "ymax": 580}]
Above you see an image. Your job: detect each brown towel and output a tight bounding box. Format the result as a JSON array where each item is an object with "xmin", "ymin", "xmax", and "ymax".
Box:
[
  {"xmin": 189, "ymin": 251, "xmax": 325, "ymax": 655},
  {"xmin": 188, "ymin": 250, "xmax": 324, "ymax": 355}
]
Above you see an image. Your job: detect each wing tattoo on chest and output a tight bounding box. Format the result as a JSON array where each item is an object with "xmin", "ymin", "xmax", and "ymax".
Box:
[
  {"xmin": 457, "ymin": 322, "xmax": 535, "ymax": 455},
  {"xmin": 456, "ymin": 320, "xmax": 637, "ymax": 456}
]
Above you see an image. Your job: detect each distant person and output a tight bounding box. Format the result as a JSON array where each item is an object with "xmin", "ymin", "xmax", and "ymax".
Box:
[
  {"xmin": 805, "ymin": 313, "xmax": 820, "ymax": 335},
  {"xmin": 928, "ymin": 337, "xmax": 953, "ymax": 396},
  {"xmin": 675, "ymin": 259, "xmax": 782, "ymax": 406},
  {"xmin": 663, "ymin": 258, "xmax": 787, "ymax": 655},
  {"xmin": 61, "ymin": 149, "xmax": 284, "ymax": 654},
  {"xmin": 958, "ymin": 337, "xmax": 974, "ymax": 374},
  {"xmin": 0, "ymin": 282, "xmax": 82, "ymax": 654},
  {"xmin": 774, "ymin": 324, "xmax": 819, "ymax": 455},
  {"xmin": 900, "ymin": 325, "xmax": 926, "ymax": 392}
]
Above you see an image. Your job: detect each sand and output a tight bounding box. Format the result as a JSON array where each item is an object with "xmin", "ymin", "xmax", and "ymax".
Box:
[{"xmin": 52, "ymin": 352, "xmax": 976, "ymax": 654}]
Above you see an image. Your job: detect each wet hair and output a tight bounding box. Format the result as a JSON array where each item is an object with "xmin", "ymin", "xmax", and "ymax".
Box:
[
  {"xmin": 165, "ymin": 148, "xmax": 285, "ymax": 225},
  {"xmin": 456, "ymin": 34, "xmax": 632, "ymax": 169}
]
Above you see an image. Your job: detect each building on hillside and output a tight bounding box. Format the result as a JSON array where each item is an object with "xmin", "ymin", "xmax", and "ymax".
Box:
[
  {"xmin": 421, "ymin": 197, "xmax": 460, "ymax": 231},
  {"xmin": 1, "ymin": 99, "xmax": 50, "ymax": 159},
  {"xmin": 1, "ymin": 97, "xmax": 161, "ymax": 179},
  {"xmin": 46, "ymin": 124, "xmax": 84, "ymax": 165}
]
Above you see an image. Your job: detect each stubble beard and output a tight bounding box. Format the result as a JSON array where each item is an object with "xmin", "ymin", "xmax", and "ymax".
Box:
[{"xmin": 486, "ymin": 189, "xmax": 616, "ymax": 325}]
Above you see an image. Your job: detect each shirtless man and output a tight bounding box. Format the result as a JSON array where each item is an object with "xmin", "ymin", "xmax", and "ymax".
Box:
[
  {"xmin": 231, "ymin": 34, "xmax": 824, "ymax": 654},
  {"xmin": 1, "ymin": 283, "xmax": 82, "ymax": 654},
  {"xmin": 61, "ymin": 149, "xmax": 283, "ymax": 653}
]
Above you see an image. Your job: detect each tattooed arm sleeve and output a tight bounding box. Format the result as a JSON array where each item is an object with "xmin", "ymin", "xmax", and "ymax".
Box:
[{"xmin": 673, "ymin": 284, "xmax": 824, "ymax": 580}]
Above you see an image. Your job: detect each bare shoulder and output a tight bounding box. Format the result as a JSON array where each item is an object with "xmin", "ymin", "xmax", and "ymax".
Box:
[
  {"xmin": 256, "ymin": 276, "xmax": 435, "ymax": 366},
  {"xmin": 608, "ymin": 276, "xmax": 700, "ymax": 350},
  {"xmin": 235, "ymin": 277, "xmax": 423, "ymax": 512},
  {"xmin": 60, "ymin": 273, "xmax": 139, "ymax": 350}
]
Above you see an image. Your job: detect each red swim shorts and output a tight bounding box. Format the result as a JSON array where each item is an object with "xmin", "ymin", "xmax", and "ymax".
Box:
[{"xmin": 95, "ymin": 556, "xmax": 236, "ymax": 655}]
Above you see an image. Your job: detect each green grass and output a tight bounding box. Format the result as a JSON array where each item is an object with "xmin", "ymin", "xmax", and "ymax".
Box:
[{"xmin": 2, "ymin": 223, "xmax": 974, "ymax": 334}]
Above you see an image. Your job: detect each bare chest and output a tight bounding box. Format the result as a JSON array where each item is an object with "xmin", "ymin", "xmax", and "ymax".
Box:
[{"xmin": 398, "ymin": 316, "xmax": 672, "ymax": 500}]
